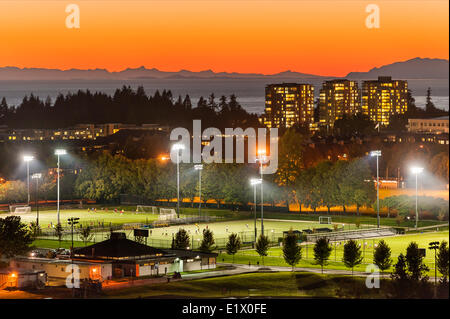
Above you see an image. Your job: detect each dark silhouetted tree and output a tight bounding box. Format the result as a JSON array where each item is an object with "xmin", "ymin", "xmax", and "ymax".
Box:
[{"xmin": 313, "ymin": 237, "xmax": 332, "ymax": 273}]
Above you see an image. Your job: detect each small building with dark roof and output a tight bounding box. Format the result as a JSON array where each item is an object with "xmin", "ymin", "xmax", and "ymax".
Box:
[{"xmin": 10, "ymin": 232, "xmax": 218, "ymax": 282}]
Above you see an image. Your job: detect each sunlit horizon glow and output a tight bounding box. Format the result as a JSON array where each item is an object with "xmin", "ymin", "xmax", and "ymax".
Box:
[{"xmin": 0, "ymin": 0, "xmax": 448, "ymax": 76}]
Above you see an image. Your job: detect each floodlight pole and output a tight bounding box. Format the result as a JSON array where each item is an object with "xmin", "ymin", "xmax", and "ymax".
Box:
[
  {"xmin": 26, "ymin": 161, "xmax": 30, "ymax": 205},
  {"xmin": 376, "ymin": 154, "xmax": 380, "ymax": 228},
  {"xmin": 198, "ymin": 168, "xmax": 202, "ymax": 218},
  {"xmin": 35, "ymin": 177, "xmax": 39, "ymax": 227},
  {"xmin": 259, "ymin": 158, "xmax": 264, "ymax": 236},
  {"xmin": 57, "ymin": 154, "xmax": 61, "ymax": 225},
  {"xmin": 176, "ymin": 149, "xmax": 180, "ymax": 218},
  {"xmin": 415, "ymin": 172, "xmax": 418, "ymax": 228},
  {"xmin": 253, "ymin": 183, "xmax": 257, "ymax": 242},
  {"xmin": 371, "ymin": 151, "xmax": 381, "ymax": 228}
]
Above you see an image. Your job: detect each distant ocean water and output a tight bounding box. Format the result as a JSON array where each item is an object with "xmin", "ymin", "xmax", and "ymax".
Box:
[{"xmin": 0, "ymin": 78, "xmax": 448, "ymax": 115}]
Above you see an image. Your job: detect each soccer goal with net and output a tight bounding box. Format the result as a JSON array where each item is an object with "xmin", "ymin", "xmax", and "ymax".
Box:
[
  {"xmin": 158, "ymin": 208, "xmax": 177, "ymax": 221},
  {"xmin": 319, "ymin": 216, "xmax": 332, "ymax": 224},
  {"xmin": 136, "ymin": 205, "xmax": 159, "ymax": 214},
  {"xmin": 10, "ymin": 205, "xmax": 32, "ymax": 214}
]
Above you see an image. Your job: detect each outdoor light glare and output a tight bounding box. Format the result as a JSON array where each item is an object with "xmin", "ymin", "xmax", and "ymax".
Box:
[
  {"xmin": 55, "ymin": 149, "xmax": 67, "ymax": 156},
  {"xmin": 250, "ymin": 178, "xmax": 262, "ymax": 185},
  {"xmin": 194, "ymin": 164, "xmax": 203, "ymax": 170},
  {"xmin": 370, "ymin": 150, "xmax": 381, "ymax": 157},
  {"xmin": 411, "ymin": 166, "xmax": 424, "ymax": 174},
  {"xmin": 23, "ymin": 155, "xmax": 34, "ymax": 162},
  {"xmin": 172, "ymin": 143, "xmax": 185, "ymax": 151}
]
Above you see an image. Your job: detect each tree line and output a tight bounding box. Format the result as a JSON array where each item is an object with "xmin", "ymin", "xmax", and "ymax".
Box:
[
  {"xmin": 2, "ymin": 149, "xmax": 448, "ymax": 220},
  {"xmin": 71, "ymin": 152, "xmax": 377, "ymax": 213},
  {"xmin": 0, "ymin": 86, "xmax": 260, "ymax": 130}
]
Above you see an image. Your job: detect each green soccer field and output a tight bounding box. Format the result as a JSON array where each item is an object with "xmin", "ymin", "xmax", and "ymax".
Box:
[
  {"xmin": 130, "ymin": 218, "xmax": 348, "ymax": 244},
  {"xmin": 31, "ymin": 211, "xmax": 359, "ymax": 249},
  {"xmin": 7, "ymin": 208, "xmax": 160, "ymax": 228}
]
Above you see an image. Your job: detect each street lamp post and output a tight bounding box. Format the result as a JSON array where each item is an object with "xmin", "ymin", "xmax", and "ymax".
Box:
[
  {"xmin": 411, "ymin": 166, "xmax": 423, "ymax": 228},
  {"xmin": 55, "ymin": 149, "xmax": 67, "ymax": 225},
  {"xmin": 172, "ymin": 144, "xmax": 185, "ymax": 218},
  {"xmin": 250, "ymin": 178, "xmax": 262, "ymax": 242},
  {"xmin": 370, "ymin": 150, "xmax": 381, "ymax": 228},
  {"xmin": 32, "ymin": 173, "xmax": 42, "ymax": 228},
  {"xmin": 194, "ymin": 165, "xmax": 203, "ymax": 218},
  {"xmin": 23, "ymin": 155, "xmax": 34, "ymax": 205}
]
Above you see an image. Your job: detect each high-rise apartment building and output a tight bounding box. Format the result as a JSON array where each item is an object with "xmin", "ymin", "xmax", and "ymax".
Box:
[
  {"xmin": 362, "ymin": 76, "xmax": 408, "ymax": 126},
  {"xmin": 318, "ymin": 79, "xmax": 361, "ymax": 128},
  {"xmin": 261, "ymin": 83, "xmax": 314, "ymax": 128}
]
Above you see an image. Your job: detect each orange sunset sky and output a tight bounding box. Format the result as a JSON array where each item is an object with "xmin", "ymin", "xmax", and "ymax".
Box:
[{"xmin": 0, "ymin": 0, "xmax": 448, "ymax": 76}]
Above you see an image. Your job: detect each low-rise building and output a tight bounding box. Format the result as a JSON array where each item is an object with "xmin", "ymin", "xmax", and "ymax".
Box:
[
  {"xmin": 0, "ymin": 269, "xmax": 47, "ymax": 289},
  {"xmin": 407, "ymin": 116, "xmax": 449, "ymax": 134},
  {"xmin": 9, "ymin": 233, "xmax": 217, "ymax": 282},
  {"xmin": 1, "ymin": 123, "xmax": 170, "ymax": 142}
]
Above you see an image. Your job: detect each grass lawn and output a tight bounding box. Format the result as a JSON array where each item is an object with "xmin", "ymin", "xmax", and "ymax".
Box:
[
  {"xmin": 217, "ymin": 231, "xmax": 450, "ymax": 276},
  {"xmin": 103, "ymin": 271, "xmax": 392, "ymax": 299},
  {"xmin": 10, "ymin": 208, "xmax": 160, "ymax": 227},
  {"xmin": 32, "ymin": 238, "xmax": 86, "ymax": 250},
  {"xmin": 263, "ymin": 211, "xmax": 447, "ymax": 228}
]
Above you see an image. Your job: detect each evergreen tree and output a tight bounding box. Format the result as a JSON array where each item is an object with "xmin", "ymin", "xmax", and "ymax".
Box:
[
  {"xmin": 373, "ymin": 240, "xmax": 393, "ymax": 274},
  {"xmin": 282, "ymin": 230, "xmax": 302, "ymax": 271},
  {"xmin": 0, "ymin": 97, "xmax": 8, "ymax": 124},
  {"xmin": 228, "ymin": 94, "xmax": 241, "ymax": 111},
  {"xmin": 183, "ymin": 94, "xmax": 192, "ymax": 110},
  {"xmin": 342, "ymin": 239, "xmax": 363, "ymax": 275},
  {"xmin": 313, "ymin": 237, "xmax": 332, "ymax": 273},
  {"xmin": 226, "ymin": 233, "xmax": 241, "ymax": 263},
  {"xmin": 207, "ymin": 93, "xmax": 217, "ymax": 110},
  {"xmin": 406, "ymin": 242, "xmax": 429, "ymax": 282},
  {"xmin": 255, "ymin": 234, "xmax": 270, "ymax": 266},
  {"xmin": 197, "ymin": 96, "xmax": 207, "ymax": 108},
  {"xmin": 218, "ymin": 95, "xmax": 229, "ymax": 114},
  {"xmin": 425, "ymin": 87, "xmax": 437, "ymax": 113},
  {"xmin": 437, "ymin": 241, "xmax": 449, "ymax": 283},
  {"xmin": 199, "ymin": 229, "xmax": 215, "ymax": 252},
  {"xmin": 392, "ymin": 253, "xmax": 408, "ymax": 281},
  {"xmin": 174, "ymin": 228, "xmax": 190, "ymax": 249}
]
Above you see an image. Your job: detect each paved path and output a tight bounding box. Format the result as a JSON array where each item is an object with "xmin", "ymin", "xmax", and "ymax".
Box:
[{"xmin": 213, "ymin": 263, "xmax": 439, "ymax": 282}]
